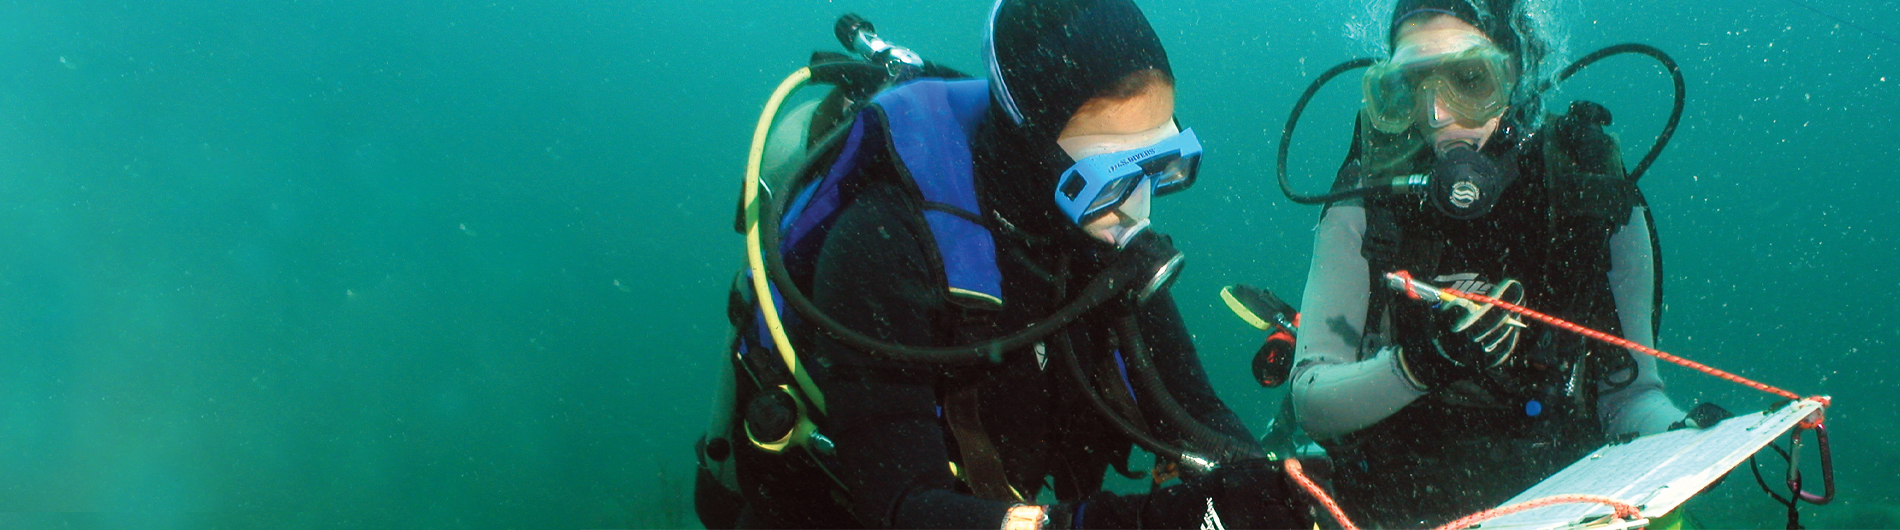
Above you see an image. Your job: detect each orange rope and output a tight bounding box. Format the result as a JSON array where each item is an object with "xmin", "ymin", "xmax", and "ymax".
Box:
[
  {"xmin": 1283, "ymin": 458, "xmax": 1359, "ymax": 530},
  {"xmin": 1444, "ymin": 287, "xmax": 1811, "ymax": 403},
  {"xmin": 1305, "ymin": 273, "xmax": 1838, "ymax": 530},
  {"xmin": 1430, "ymin": 494, "xmax": 1641, "ymax": 530}
]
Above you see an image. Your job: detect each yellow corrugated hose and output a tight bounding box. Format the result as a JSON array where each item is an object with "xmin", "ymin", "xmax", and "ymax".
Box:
[{"xmin": 742, "ymin": 67, "xmax": 826, "ymax": 418}]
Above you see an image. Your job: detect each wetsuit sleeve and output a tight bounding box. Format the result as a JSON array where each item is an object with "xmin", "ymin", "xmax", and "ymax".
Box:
[
  {"xmin": 809, "ymin": 184, "xmax": 1017, "ymax": 529},
  {"xmin": 1287, "ymin": 204, "xmax": 1428, "ymax": 440},
  {"xmin": 1138, "ymin": 289, "xmax": 1256, "ymax": 441},
  {"xmin": 1597, "ymin": 207, "xmax": 1686, "ymax": 436}
]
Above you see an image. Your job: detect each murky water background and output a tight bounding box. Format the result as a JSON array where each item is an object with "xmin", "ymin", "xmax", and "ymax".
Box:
[{"xmin": 1, "ymin": 0, "xmax": 1893, "ymax": 527}]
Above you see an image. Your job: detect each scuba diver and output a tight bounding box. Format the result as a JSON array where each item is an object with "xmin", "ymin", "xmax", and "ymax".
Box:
[
  {"xmin": 697, "ymin": 0, "xmax": 1312, "ymax": 528},
  {"xmin": 1276, "ymin": 0, "xmax": 1732, "ymax": 526}
]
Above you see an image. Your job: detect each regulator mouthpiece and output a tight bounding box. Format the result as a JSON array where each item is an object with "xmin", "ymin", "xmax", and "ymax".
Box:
[
  {"xmin": 833, "ymin": 13, "xmax": 923, "ymax": 79},
  {"xmin": 1122, "ymin": 230, "xmax": 1184, "ymax": 303},
  {"xmin": 1430, "ymin": 144, "xmax": 1514, "ymax": 219},
  {"xmin": 833, "ymin": 13, "xmax": 874, "ymax": 51}
]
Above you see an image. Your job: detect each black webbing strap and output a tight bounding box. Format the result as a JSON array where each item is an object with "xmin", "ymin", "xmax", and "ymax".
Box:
[{"xmin": 943, "ymin": 385, "xmax": 1022, "ymax": 502}]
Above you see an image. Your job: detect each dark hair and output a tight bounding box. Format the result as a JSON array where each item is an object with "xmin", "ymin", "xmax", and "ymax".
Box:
[
  {"xmin": 1094, "ymin": 68, "xmax": 1175, "ymax": 101},
  {"xmin": 1389, "ymin": 0, "xmax": 1517, "ymax": 55}
]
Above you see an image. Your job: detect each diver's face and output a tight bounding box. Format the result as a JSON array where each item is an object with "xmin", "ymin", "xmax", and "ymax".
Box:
[
  {"xmin": 1057, "ymin": 83, "xmax": 1176, "ymax": 245},
  {"xmin": 1392, "ymin": 15, "xmax": 1505, "ymax": 155}
]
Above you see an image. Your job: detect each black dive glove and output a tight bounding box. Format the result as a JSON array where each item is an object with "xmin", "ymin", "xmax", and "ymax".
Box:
[
  {"xmin": 1399, "ymin": 278, "xmax": 1530, "ymax": 389},
  {"xmin": 1073, "ymin": 459, "xmax": 1310, "ymax": 529},
  {"xmin": 1669, "ymin": 402, "xmax": 1734, "ymax": 431}
]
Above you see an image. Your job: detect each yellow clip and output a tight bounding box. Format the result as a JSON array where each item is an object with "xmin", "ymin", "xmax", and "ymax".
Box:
[{"xmin": 1220, "ymin": 285, "xmax": 1274, "ymax": 331}]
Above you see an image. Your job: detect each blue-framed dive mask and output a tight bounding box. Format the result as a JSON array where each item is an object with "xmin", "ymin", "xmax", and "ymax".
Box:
[{"xmin": 1054, "ymin": 126, "xmax": 1202, "ymax": 228}]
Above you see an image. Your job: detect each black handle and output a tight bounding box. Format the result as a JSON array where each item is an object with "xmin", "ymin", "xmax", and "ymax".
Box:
[{"xmin": 834, "ymin": 13, "xmax": 872, "ymax": 51}]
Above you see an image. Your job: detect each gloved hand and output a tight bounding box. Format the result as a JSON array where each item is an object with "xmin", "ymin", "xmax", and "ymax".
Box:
[
  {"xmin": 1135, "ymin": 459, "xmax": 1312, "ymax": 530},
  {"xmin": 1399, "ymin": 277, "xmax": 1530, "ymax": 389},
  {"xmin": 1669, "ymin": 402, "xmax": 1734, "ymax": 431}
]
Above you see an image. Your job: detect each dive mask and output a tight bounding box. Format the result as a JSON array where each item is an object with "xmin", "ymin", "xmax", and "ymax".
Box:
[
  {"xmin": 1054, "ymin": 124, "xmax": 1202, "ymax": 241},
  {"xmin": 1363, "ymin": 43, "xmax": 1514, "ymax": 134}
]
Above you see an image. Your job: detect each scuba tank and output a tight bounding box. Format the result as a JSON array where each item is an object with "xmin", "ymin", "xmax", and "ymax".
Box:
[{"xmin": 697, "ymin": 15, "xmax": 936, "ymax": 526}]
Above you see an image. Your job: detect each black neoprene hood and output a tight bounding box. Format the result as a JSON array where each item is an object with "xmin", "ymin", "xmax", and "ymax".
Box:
[{"xmin": 983, "ymin": 0, "xmax": 1172, "ymax": 144}]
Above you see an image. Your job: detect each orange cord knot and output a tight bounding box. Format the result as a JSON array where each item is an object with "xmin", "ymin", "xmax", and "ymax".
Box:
[
  {"xmin": 1394, "ymin": 270, "xmax": 1422, "ymax": 300},
  {"xmin": 1796, "ymin": 396, "xmax": 1830, "ymax": 429}
]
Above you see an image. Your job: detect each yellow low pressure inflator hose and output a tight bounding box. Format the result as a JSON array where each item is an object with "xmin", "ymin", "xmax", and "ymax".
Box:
[{"xmin": 742, "ymin": 67, "xmax": 826, "ymax": 417}]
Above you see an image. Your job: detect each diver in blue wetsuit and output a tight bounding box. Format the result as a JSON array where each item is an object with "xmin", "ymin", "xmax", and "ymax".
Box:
[
  {"xmin": 699, "ymin": 1, "xmax": 1312, "ymax": 528},
  {"xmin": 1283, "ymin": 0, "xmax": 1715, "ymax": 527}
]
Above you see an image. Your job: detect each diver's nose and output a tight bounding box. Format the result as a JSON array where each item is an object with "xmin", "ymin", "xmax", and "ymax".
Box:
[
  {"xmin": 1426, "ymin": 90, "xmax": 1455, "ymax": 129},
  {"xmin": 1120, "ymin": 178, "xmax": 1153, "ymax": 221}
]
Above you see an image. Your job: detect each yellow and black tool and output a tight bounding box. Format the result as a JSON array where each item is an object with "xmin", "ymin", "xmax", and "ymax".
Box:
[{"xmin": 1220, "ymin": 284, "xmax": 1299, "ymax": 388}]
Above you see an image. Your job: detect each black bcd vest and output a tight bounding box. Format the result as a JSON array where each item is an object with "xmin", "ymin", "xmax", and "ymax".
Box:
[{"xmin": 1321, "ymin": 113, "xmax": 1656, "ymax": 527}]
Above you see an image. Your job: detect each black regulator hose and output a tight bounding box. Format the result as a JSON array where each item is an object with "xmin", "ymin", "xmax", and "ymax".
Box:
[
  {"xmin": 1545, "ymin": 43, "xmax": 1685, "ymax": 184},
  {"xmin": 756, "ymin": 130, "xmax": 1179, "ymax": 365},
  {"xmin": 759, "ymin": 199, "xmax": 1152, "ymax": 365},
  {"xmin": 1277, "ymin": 58, "xmax": 1378, "ymax": 205},
  {"xmin": 1275, "ymin": 44, "xmax": 1688, "ymax": 203},
  {"xmin": 749, "ymin": 10, "xmax": 1197, "ymax": 366},
  {"xmin": 1051, "ymin": 330, "xmax": 1220, "ymax": 473},
  {"xmin": 748, "ymin": 53, "xmax": 1183, "ymax": 367},
  {"xmin": 1114, "ymin": 313, "xmax": 1267, "ymax": 463}
]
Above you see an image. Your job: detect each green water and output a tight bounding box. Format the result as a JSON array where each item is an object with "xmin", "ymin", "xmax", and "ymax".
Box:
[{"xmin": 0, "ymin": 0, "xmax": 1893, "ymax": 528}]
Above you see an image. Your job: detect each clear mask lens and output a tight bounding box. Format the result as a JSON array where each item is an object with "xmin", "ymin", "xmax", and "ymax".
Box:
[
  {"xmin": 1362, "ymin": 45, "xmax": 1513, "ymax": 133},
  {"xmin": 1054, "ymin": 128, "xmax": 1203, "ymax": 226}
]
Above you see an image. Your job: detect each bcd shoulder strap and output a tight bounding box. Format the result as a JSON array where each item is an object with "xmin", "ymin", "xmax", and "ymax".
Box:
[
  {"xmin": 871, "ymin": 79, "xmax": 1007, "ymax": 310},
  {"xmin": 1542, "ymin": 109, "xmax": 1637, "ymax": 226},
  {"xmin": 943, "ymin": 383, "xmax": 1023, "ymax": 501}
]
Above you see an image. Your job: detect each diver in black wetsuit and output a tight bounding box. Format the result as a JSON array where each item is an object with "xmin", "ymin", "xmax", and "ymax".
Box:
[
  {"xmin": 708, "ymin": 0, "xmax": 1313, "ymax": 528},
  {"xmin": 1284, "ymin": 0, "xmax": 1715, "ymax": 527}
]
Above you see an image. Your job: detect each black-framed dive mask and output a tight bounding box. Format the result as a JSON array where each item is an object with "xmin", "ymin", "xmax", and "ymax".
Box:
[{"xmin": 1362, "ymin": 44, "xmax": 1515, "ymax": 134}]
